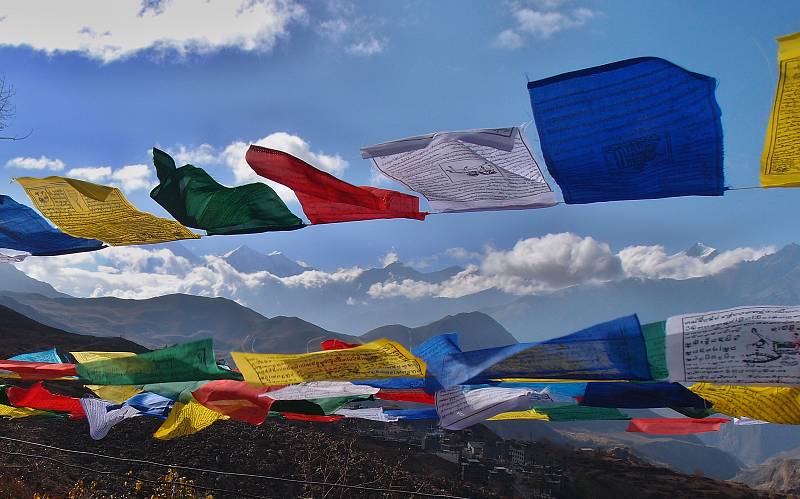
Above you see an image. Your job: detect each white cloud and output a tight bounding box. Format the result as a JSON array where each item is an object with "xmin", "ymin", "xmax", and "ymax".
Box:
[
  {"xmin": 381, "ymin": 249, "xmax": 399, "ymax": 267},
  {"xmin": 494, "ymin": 1, "xmax": 598, "ymax": 49},
  {"xmin": 5, "ymin": 155, "xmax": 65, "ymax": 171},
  {"xmin": 346, "ymin": 37, "xmax": 385, "ymax": 56},
  {"xmin": 66, "ymin": 166, "xmax": 113, "ymax": 182},
  {"xmin": 66, "ymin": 164, "xmax": 153, "ymax": 191},
  {"xmin": 619, "ymin": 245, "xmax": 776, "ymax": 280},
  {"xmin": 0, "ymin": 0, "xmax": 307, "ymax": 63},
  {"xmin": 493, "ymin": 29, "xmax": 523, "ymax": 49},
  {"xmin": 167, "ymin": 132, "xmax": 348, "ymax": 204},
  {"xmin": 368, "ymin": 234, "xmax": 775, "ymax": 300}
]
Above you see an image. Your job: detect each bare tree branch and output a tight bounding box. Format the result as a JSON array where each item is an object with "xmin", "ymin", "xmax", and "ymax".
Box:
[{"xmin": 0, "ymin": 75, "xmax": 30, "ymax": 141}]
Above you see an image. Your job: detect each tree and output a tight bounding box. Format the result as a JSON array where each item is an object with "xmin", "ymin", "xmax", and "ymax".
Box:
[{"xmin": 0, "ymin": 76, "xmax": 31, "ymax": 141}]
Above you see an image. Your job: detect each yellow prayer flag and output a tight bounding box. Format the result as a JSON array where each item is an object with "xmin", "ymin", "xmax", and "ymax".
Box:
[
  {"xmin": 154, "ymin": 400, "xmax": 228, "ymax": 440},
  {"xmin": 690, "ymin": 383, "xmax": 800, "ymax": 424},
  {"xmin": 71, "ymin": 351, "xmax": 137, "ymax": 364},
  {"xmin": 16, "ymin": 176, "xmax": 199, "ymax": 245},
  {"xmin": 231, "ymin": 339, "xmax": 426, "ymax": 386},
  {"xmin": 0, "ymin": 404, "xmax": 47, "ymax": 419},
  {"xmin": 86, "ymin": 385, "xmax": 143, "ymax": 404},
  {"xmin": 761, "ymin": 32, "xmax": 800, "ymax": 187},
  {"xmin": 488, "ymin": 409, "xmax": 549, "ymax": 421}
]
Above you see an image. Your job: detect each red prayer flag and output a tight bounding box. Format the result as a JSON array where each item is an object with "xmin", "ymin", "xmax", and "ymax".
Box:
[
  {"xmin": 192, "ymin": 380, "xmax": 273, "ymax": 425},
  {"xmin": 320, "ymin": 339, "xmax": 361, "ymax": 351},
  {"xmin": 7, "ymin": 382, "xmax": 84, "ymax": 418},
  {"xmin": 246, "ymin": 145, "xmax": 426, "ymax": 224},
  {"xmin": 0, "ymin": 360, "xmax": 77, "ymax": 380},
  {"xmin": 626, "ymin": 417, "xmax": 729, "ymax": 435},
  {"xmin": 376, "ymin": 389, "xmax": 436, "ymax": 405},
  {"xmin": 280, "ymin": 412, "xmax": 343, "ymax": 423}
]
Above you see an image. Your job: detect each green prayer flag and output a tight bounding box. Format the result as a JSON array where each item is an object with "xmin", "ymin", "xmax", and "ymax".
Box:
[
  {"xmin": 642, "ymin": 321, "xmax": 669, "ymax": 380},
  {"xmin": 75, "ymin": 339, "xmax": 243, "ymax": 385},
  {"xmin": 141, "ymin": 381, "xmax": 210, "ymax": 403},
  {"xmin": 270, "ymin": 395, "xmax": 371, "ymax": 415},
  {"xmin": 536, "ymin": 404, "xmax": 630, "ymax": 421},
  {"xmin": 150, "ymin": 148, "xmax": 305, "ymax": 235}
]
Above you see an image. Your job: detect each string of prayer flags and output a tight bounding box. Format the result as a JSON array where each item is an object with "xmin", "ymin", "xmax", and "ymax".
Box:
[
  {"xmin": 16, "ymin": 176, "xmax": 199, "ymax": 246},
  {"xmin": 80, "ymin": 398, "xmax": 140, "ymax": 440},
  {"xmin": 245, "ymin": 145, "xmax": 426, "ymax": 224},
  {"xmin": 0, "ymin": 194, "xmax": 104, "ymax": 258},
  {"xmin": 528, "ymin": 57, "xmax": 724, "ymax": 204},
  {"xmin": 7, "ymin": 382, "xmax": 84, "ymax": 418},
  {"xmin": 579, "ymin": 382, "xmax": 708, "ymax": 409},
  {"xmin": 75, "ymin": 339, "xmax": 242, "ymax": 385},
  {"xmin": 626, "ymin": 417, "xmax": 729, "ymax": 435},
  {"xmin": 192, "ymin": 380, "xmax": 273, "ymax": 425},
  {"xmin": 361, "ymin": 127, "xmax": 556, "ymax": 213},
  {"xmin": 153, "ymin": 400, "xmax": 228, "ymax": 440},
  {"xmin": 664, "ymin": 306, "xmax": 800, "ymax": 384},
  {"xmin": 231, "ymin": 339, "xmax": 425, "ymax": 386},
  {"xmin": 150, "ymin": 148, "xmax": 305, "ymax": 235},
  {"xmin": 436, "ymin": 386, "xmax": 540, "ymax": 430},
  {"xmin": 761, "ymin": 32, "xmax": 800, "ymax": 187},
  {"xmin": 689, "ymin": 383, "xmax": 800, "ymax": 425}
]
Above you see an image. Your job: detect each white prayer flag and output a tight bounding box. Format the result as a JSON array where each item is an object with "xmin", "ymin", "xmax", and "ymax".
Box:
[
  {"xmin": 261, "ymin": 381, "xmax": 380, "ymax": 401},
  {"xmin": 666, "ymin": 306, "xmax": 800, "ymax": 384},
  {"xmin": 334, "ymin": 407, "xmax": 400, "ymax": 422},
  {"xmin": 80, "ymin": 398, "xmax": 141, "ymax": 440},
  {"xmin": 361, "ymin": 127, "xmax": 556, "ymax": 213},
  {"xmin": 436, "ymin": 386, "xmax": 543, "ymax": 430}
]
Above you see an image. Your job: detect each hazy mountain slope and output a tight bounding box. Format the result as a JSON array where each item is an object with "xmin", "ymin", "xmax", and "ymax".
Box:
[
  {"xmin": 222, "ymin": 245, "xmax": 311, "ymax": 276},
  {"xmin": 362, "ymin": 311, "xmax": 517, "ymax": 350},
  {"xmin": 0, "ymin": 303, "xmax": 147, "ymax": 358},
  {"xmin": 0, "ymin": 292, "xmax": 358, "ymax": 354},
  {"xmin": 735, "ymin": 446, "xmax": 800, "ymax": 494},
  {"xmin": 0, "ymin": 264, "xmax": 68, "ymax": 298}
]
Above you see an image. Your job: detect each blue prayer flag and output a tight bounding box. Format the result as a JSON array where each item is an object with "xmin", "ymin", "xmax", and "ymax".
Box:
[
  {"xmin": 9, "ymin": 348, "xmax": 61, "ymax": 363},
  {"xmin": 0, "ymin": 195, "xmax": 104, "ymax": 256},
  {"xmin": 580, "ymin": 382, "xmax": 707, "ymax": 409},
  {"xmin": 528, "ymin": 57, "xmax": 724, "ymax": 204}
]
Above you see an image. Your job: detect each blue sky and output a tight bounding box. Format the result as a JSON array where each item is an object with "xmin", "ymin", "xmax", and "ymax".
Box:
[{"xmin": 0, "ymin": 0, "xmax": 798, "ymax": 271}]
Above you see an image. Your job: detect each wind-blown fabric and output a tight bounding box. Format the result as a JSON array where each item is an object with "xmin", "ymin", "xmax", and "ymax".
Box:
[
  {"xmin": 71, "ymin": 351, "xmax": 136, "ymax": 363},
  {"xmin": 436, "ymin": 386, "xmax": 536, "ymax": 430},
  {"xmin": 528, "ymin": 57, "xmax": 724, "ymax": 204},
  {"xmin": 10, "ymin": 348, "xmax": 61, "ymax": 363},
  {"xmin": 7, "ymin": 382, "xmax": 84, "ymax": 418},
  {"xmin": 626, "ymin": 417, "xmax": 729, "ymax": 435},
  {"xmin": 80, "ymin": 398, "xmax": 141, "ymax": 440},
  {"xmin": 269, "ymin": 395, "xmax": 371, "ymax": 416},
  {"xmin": 0, "ymin": 195, "xmax": 104, "ymax": 257},
  {"xmin": 141, "ymin": 381, "xmax": 210, "ymax": 403},
  {"xmin": 361, "ymin": 127, "xmax": 556, "ymax": 213},
  {"xmin": 0, "ymin": 360, "xmax": 77, "ymax": 380},
  {"xmin": 384, "ymin": 408, "xmax": 439, "ymax": 421},
  {"xmin": 153, "ymin": 400, "xmax": 228, "ymax": 440},
  {"xmin": 689, "ymin": 383, "xmax": 800, "ymax": 425},
  {"xmin": 75, "ymin": 339, "xmax": 242, "ymax": 385},
  {"xmin": 443, "ymin": 315, "xmax": 649, "ymax": 388},
  {"xmin": 113, "ymin": 392, "xmax": 173, "ymax": 418},
  {"xmin": 761, "ymin": 32, "xmax": 800, "ymax": 187},
  {"xmin": 376, "ymin": 389, "xmax": 436, "ymax": 405},
  {"xmin": 85, "ymin": 385, "xmax": 143, "ymax": 404},
  {"xmin": 334, "ymin": 407, "xmax": 399, "ymax": 422},
  {"xmin": 192, "ymin": 380, "xmax": 273, "ymax": 425},
  {"xmin": 263, "ymin": 381, "xmax": 379, "ymax": 400},
  {"xmin": 16, "ymin": 176, "xmax": 199, "ymax": 245},
  {"xmin": 232, "ymin": 339, "xmax": 425, "ymax": 385},
  {"xmin": 580, "ymin": 382, "xmax": 707, "ymax": 409},
  {"xmin": 245, "ymin": 145, "xmax": 426, "ymax": 224},
  {"xmin": 150, "ymin": 148, "xmax": 305, "ymax": 235}
]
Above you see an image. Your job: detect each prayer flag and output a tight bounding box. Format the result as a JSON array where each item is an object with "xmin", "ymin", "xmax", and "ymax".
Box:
[
  {"xmin": 361, "ymin": 127, "xmax": 556, "ymax": 212},
  {"xmin": 75, "ymin": 339, "xmax": 242, "ymax": 385},
  {"xmin": 232, "ymin": 339, "xmax": 425, "ymax": 385},
  {"xmin": 263, "ymin": 381, "xmax": 379, "ymax": 400},
  {"xmin": 192, "ymin": 380, "xmax": 272, "ymax": 425},
  {"xmin": 689, "ymin": 383, "xmax": 800, "ymax": 424},
  {"xmin": 154, "ymin": 400, "xmax": 228, "ymax": 440},
  {"xmin": 665, "ymin": 306, "xmax": 800, "ymax": 384},
  {"xmin": 761, "ymin": 33, "xmax": 800, "ymax": 187},
  {"xmin": 436, "ymin": 386, "xmax": 538, "ymax": 430},
  {"xmin": 150, "ymin": 148, "xmax": 304, "ymax": 235},
  {"xmin": 626, "ymin": 417, "xmax": 729, "ymax": 435},
  {"xmin": 334, "ymin": 407, "xmax": 399, "ymax": 422},
  {"xmin": 7, "ymin": 382, "xmax": 84, "ymax": 418},
  {"xmin": 0, "ymin": 195, "xmax": 103, "ymax": 256},
  {"xmin": 0, "ymin": 360, "xmax": 77, "ymax": 380},
  {"xmin": 580, "ymin": 382, "xmax": 707, "ymax": 409},
  {"xmin": 16, "ymin": 176, "xmax": 198, "ymax": 245},
  {"xmin": 80, "ymin": 398, "xmax": 140, "ymax": 440},
  {"xmin": 529, "ymin": 57, "xmax": 724, "ymax": 203},
  {"xmin": 10, "ymin": 348, "xmax": 61, "ymax": 363},
  {"xmin": 0, "ymin": 404, "xmax": 50, "ymax": 419},
  {"xmin": 245, "ymin": 145, "xmax": 426, "ymax": 223}
]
